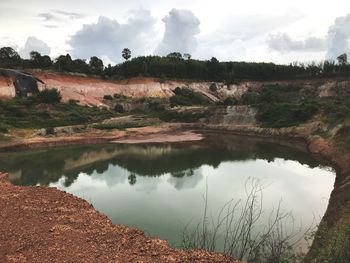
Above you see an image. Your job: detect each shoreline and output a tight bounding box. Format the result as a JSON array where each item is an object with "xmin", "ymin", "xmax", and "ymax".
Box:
[
  {"xmin": 0, "ymin": 128, "xmax": 204, "ymax": 152},
  {"xmin": 1, "ymin": 124, "xmax": 349, "ymax": 262}
]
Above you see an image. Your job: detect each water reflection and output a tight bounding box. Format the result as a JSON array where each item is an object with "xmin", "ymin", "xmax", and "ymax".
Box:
[
  {"xmin": 1, "ymin": 134, "xmax": 322, "ymax": 189},
  {"xmin": 0, "ymin": 134, "xmax": 335, "ymax": 249}
]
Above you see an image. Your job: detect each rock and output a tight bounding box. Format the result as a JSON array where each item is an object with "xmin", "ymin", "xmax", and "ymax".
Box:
[{"xmin": 0, "ymin": 68, "xmax": 43, "ymax": 97}]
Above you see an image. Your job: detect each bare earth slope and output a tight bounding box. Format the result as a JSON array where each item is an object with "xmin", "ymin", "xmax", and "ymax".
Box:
[
  {"xmin": 0, "ymin": 173, "xmax": 238, "ymax": 263},
  {"xmin": 1, "ymin": 70, "xmax": 349, "ymax": 107}
]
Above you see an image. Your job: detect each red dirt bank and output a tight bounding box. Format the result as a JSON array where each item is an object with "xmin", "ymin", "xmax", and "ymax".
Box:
[{"xmin": 0, "ymin": 173, "xmax": 239, "ymax": 263}]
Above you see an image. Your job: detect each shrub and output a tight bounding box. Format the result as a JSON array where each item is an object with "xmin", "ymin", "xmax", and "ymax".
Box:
[
  {"xmin": 322, "ymin": 98, "xmax": 350, "ymax": 124},
  {"xmin": 256, "ymin": 102, "xmax": 319, "ymax": 128},
  {"xmin": 335, "ymin": 126, "xmax": 350, "ymax": 150},
  {"xmin": 0, "ymin": 96, "xmax": 114, "ymax": 129},
  {"xmin": 36, "ymin": 89, "xmax": 62, "ymax": 104},
  {"xmin": 0, "ymin": 123, "xmax": 9, "ymax": 133},
  {"xmin": 224, "ymin": 97, "xmax": 237, "ymax": 106},
  {"xmin": 114, "ymin": 104, "xmax": 124, "ymax": 113},
  {"xmin": 68, "ymin": 99, "xmax": 79, "ymax": 105},
  {"xmin": 170, "ymin": 87, "xmax": 211, "ymax": 106},
  {"xmin": 209, "ymin": 83, "xmax": 218, "ymax": 93},
  {"xmin": 113, "ymin": 93, "xmax": 128, "ymax": 100},
  {"xmin": 45, "ymin": 127, "xmax": 55, "ymax": 135},
  {"xmin": 241, "ymin": 90, "xmax": 259, "ymax": 105},
  {"xmin": 147, "ymin": 98, "xmax": 167, "ymax": 111},
  {"xmin": 103, "ymin": 95, "xmax": 113, "ymax": 100}
]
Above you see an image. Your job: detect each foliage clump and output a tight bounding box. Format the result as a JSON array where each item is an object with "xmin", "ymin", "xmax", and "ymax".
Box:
[
  {"xmin": 36, "ymin": 89, "xmax": 62, "ymax": 104},
  {"xmin": 170, "ymin": 87, "xmax": 211, "ymax": 107},
  {"xmin": 0, "ymin": 93, "xmax": 113, "ymax": 129}
]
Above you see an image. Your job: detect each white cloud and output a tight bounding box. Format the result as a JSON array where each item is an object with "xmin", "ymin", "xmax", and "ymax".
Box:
[
  {"xmin": 155, "ymin": 9, "xmax": 200, "ymax": 56},
  {"xmin": 267, "ymin": 33, "xmax": 326, "ymax": 53},
  {"xmin": 326, "ymin": 14, "xmax": 350, "ymax": 59},
  {"xmin": 1, "ymin": 0, "xmax": 349, "ymax": 63},
  {"xmin": 268, "ymin": 13, "xmax": 350, "ymax": 60},
  {"xmin": 193, "ymin": 11, "xmax": 303, "ymax": 61},
  {"xmin": 67, "ymin": 9, "xmax": 157, "ymax": 63},
  {"xmin": 19, "ymin": 36, "xmax": 51, "ymax": 58}
]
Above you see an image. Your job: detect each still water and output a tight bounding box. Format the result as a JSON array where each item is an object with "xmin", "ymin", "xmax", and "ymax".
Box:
[{"xmin": 0, "ymin": 134, "xmax": 335, "ymax": 249}]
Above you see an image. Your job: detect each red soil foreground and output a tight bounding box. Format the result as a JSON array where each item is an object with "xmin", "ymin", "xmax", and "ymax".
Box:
[{"xmin": 0, "ymin": 173, "xmax": 239, "ymax": 263}]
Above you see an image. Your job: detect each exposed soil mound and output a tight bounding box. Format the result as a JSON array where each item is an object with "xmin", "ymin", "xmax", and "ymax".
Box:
[{"xmin": 0, "ymin": 173, "xmax": 239, "ymax": 263}]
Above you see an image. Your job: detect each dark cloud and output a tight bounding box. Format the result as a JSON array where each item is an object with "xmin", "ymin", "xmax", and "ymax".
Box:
[
  {"xmin": 267, "ymin": 33, "xmax": 326, "ymax": 52},
  {"xmin": 67, "ymin": 9, "xmax": 156, "ymax": 63},
  {"xmin": 155, "ymin": 9, "xmax": 200, "ymax": 56},
  {"xmin": 19, "ymin": 36, "xmax": 51, "ymax": 58}
]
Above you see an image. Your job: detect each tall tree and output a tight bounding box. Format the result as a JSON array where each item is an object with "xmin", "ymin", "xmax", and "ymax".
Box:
[
  {"xmin": 29, "ymin": 51, "xmax": 52, "ymax": 69},
  {"xmin": 167, "ymin": 52, "xmax": 183, "ymax": 59},
  {"xmin": 122, "ymin": 48, "xmax": 131, "ymax": 61},
  {"xmin": 89, "ymin": 56, "xmax": 104, "ymax": 75},
  {"xmin": 0, "ymin": 47, "xmax": 21, "ymax": 67},
  {"xmin": 337, "ymin": 53, "xmax": 348, "ymax": 65},
  {"xmin": 183, "ymin": 53, "xmax": 192, "ymax": 60},
  {"xmin": 55, "ymin": 54, "xmax": 73, "ymax": 72}
]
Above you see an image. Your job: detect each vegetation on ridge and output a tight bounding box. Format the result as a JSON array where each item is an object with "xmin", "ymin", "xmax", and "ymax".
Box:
[{"xmin": 1, "ymin": 46, "xmax": 350, "ymax": 83}]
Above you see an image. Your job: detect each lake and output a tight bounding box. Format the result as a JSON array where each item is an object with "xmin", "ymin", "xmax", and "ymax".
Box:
[{"xmin": 0, "ymin": 133, "xmax": 335, "ymax": 254}]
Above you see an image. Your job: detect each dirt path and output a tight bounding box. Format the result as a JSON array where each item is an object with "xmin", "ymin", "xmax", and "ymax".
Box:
[{"xmin": 0, "ymin": 173, "xmax": 239, "ymax": 263}]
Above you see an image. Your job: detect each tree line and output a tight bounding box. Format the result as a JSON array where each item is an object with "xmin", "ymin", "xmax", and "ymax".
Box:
[{"xmin": 0, "ymin": 46, "xmax": 349, "ymax": 82}]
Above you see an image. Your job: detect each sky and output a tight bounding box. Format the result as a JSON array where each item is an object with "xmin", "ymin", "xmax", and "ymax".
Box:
[{"xmin": 0, "ymin": 0, "xmax": 350, "ymax": 64}]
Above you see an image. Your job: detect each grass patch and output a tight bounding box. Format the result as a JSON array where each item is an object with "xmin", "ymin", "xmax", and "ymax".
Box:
[
  {"xmin": 305, "ymin": 217, "xmax": 350, "ymax": 263},
  {"xmin": 335, "ymin": 126, "xmax": 350, "ymax": 150},
  {"xmin": 256, "ymin": 102, "xmax": 319, "ymax": 128},
  {"xmin": 321, "ymin": 98, "xmax": 350, "ymax": 125},
  {"xmin": 0, "ymin": 93, "xmax": 114, "ymax": 129}
]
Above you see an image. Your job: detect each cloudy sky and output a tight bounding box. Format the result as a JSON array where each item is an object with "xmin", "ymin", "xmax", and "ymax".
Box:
[{"xmin": 0, "ymin": 0, "xmax": 349, "ymax": 64}]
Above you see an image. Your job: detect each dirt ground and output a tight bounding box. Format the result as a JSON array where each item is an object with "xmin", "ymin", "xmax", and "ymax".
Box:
[{"xmin": 0, "ymin": 173, "xmax": 239, "ymax": 263}]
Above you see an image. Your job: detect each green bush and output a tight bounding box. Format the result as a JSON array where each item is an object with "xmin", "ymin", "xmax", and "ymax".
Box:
[
  {"xmin": 241, "ymin": 90, "xmax": 259, "ymax": 105},
  {"xmin": 113, "ymin": 93, "xmax": 128, "ymax": 100},
  {"xmin": 305, "ymin": 219, "xmax": 350, "ymax": 263},
  {"xmin": 224, "ymin": 97, "xmax": 237, "ymax": 106},
  {"xmin": 147, "ymin": 98, "xmax": 167, "ymax": 111},
  {"xmin": 36, "ymin": 89, "xmax": 62, "ymax": 104},
  {"xmin": 0, "ymin": 96, "xmax": 113, "ymax": 129},
  {"xmin": 170, "ymin": 87, "xmax": 211, "ymax": 106},
  {"xmin": 209, "ymin": 83, "xmax": 218, "ymax": 92},
  {"xmin": 335, "ymin": 126, "xmax": 350, "ymax": 150},
  {"xmin": 103, "ymin": 95, "xmax": 113, "ymax": 100},
  {"xmin": 45, "ymin": 127, "xmax": 55, "ymax": 135},
  {"xmin": 0, "ymin": 123, "xmax": 9, "ymax": 133},
  {"xmin": 114, "ymin": 104, "xmax": 124, "ymax": 113},
  {"xmin": 68, "ymin": 99, "xmax": 79, "ymax": 105},
  {"xmin": 256, "ymin": 102, "xmax": 319, "ymax": 128},
  {"xmin": 322, "ymin": 98, "xmax": 350, "ymax": 124}
]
